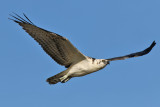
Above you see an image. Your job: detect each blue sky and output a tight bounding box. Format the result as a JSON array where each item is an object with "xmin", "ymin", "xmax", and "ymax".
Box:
[{"xmin": 0, "ymin": 0, "xmax": 159, "ymax": 107}]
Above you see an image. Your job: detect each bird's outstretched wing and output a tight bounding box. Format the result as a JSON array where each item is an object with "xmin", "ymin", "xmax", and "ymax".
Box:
[
  {"xmin": 106, "ymin": 41, "xmax": 156, "ymax": 61},
  {"xmin": 9, "ymin": 13, "xmax": 86, "ymax": 68}
]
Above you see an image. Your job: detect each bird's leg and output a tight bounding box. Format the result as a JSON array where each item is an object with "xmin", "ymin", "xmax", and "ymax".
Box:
[
  {"xmin": 61, "ymin": 78, "xmax": 71, "ymax": 83},
  {"xmin": 59, "ymin": 75, "xmax": 68, "ymax": 82}
]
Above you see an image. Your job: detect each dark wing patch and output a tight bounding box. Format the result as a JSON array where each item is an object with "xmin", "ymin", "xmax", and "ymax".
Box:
[
  {"xmin": 9, "ymin": 13, "xmax": 86, "ymax": 67},
  {"xmin": 88, "ymin": 57, "xmax": 96, "ymax": 64},
  {"xmin": 106, "ymin": 41, "xmax": 156, "ymax": 61}
]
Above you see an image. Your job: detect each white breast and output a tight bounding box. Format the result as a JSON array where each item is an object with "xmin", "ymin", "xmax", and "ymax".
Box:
[{"xmin": 68, "ymin": 58, "xmax": 108, "ymax": 77}]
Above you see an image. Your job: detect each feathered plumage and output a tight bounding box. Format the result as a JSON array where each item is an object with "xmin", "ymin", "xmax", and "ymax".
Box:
[
  {"xmin": 9, "ymin": 13, "xmax": 86, "ymax": 68},
  {"xmin": 9, "ymin": 13, "xmax": 156, "ymax": 84}
]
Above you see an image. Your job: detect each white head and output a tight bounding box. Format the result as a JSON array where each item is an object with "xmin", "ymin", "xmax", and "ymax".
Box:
[
  {"xmin": 101, "ymin": 59, "xmax": 110, "ymax": 65},
  {"xmin": 96, "ymin": 59, "xmax": 110, "ymax": 70}
]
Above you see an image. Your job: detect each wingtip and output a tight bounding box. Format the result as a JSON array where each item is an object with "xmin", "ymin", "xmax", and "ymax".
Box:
[
  {"xmin": 8, "ymin": 17, "xmax": 19, "ymax": 23},
  {"xmin": 151, "ymin": 41, "xmax": 156, "ymax": 48},
  {"xmin": 23, "ymin": 13, "xmax": 34, "ymax": 25},
  {"xmin": 153, "ymin": 40, "xmax": 156, "ymax": 44},
  {"xmin": 144, "ymin": 41, "xmax": 156, "ymax": 54},
  {"xmin": 9, "ymin": 12, "xmax": 34, "ymax": 25}
]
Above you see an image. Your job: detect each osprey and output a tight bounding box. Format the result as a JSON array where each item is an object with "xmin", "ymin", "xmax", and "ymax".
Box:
[{"xmin": 9, "ymin": 13, "xmax": 156, "ymax": 84}]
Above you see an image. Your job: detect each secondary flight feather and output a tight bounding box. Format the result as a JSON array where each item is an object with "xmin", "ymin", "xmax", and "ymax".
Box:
[{"xmin": 9, "ymin": 13, "xmax": 156, "ymax": 84}]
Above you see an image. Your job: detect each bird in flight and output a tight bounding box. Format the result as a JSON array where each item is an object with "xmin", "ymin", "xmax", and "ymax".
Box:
[{"xmin": 9, "ymin": 13, "xmax": 156, "ymax": 84}]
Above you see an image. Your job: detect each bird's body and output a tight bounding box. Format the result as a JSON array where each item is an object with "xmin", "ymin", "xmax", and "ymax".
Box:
[
  {"xmin": 67, "ymin": 57, "xmax": 108, "ymax": 77},
  {"xmin": 47, "ymin": 57, "xmax": 109, "ymax": 84},
  {"xmin": 9, "ymin": 13, "xmax": 156, "ymax": 84}
]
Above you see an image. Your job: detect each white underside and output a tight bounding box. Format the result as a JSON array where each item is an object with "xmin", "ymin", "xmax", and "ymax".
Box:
[{"xmin": 66, "ymin": 58, "xmax": 108, "ymax": 77}]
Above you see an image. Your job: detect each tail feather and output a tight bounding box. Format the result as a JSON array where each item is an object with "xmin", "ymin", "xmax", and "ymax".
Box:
[{"xmin": 46, "ymin": 70, "xmax": 68, "ymax": 84}]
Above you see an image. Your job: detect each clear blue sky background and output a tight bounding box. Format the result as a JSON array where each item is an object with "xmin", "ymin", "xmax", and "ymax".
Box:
[{"xmin": 0, "ymin": 0, "xmax": 159, "ymax": 107}]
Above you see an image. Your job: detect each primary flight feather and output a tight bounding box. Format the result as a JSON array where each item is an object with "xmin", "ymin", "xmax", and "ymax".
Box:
[{"xmin": 9, "ymin": 13, "xmax": 156, "ymax": 84}]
